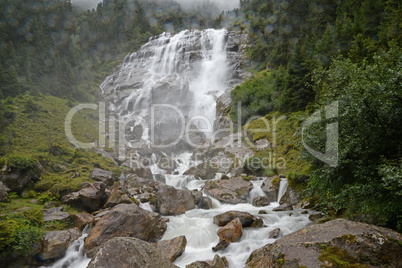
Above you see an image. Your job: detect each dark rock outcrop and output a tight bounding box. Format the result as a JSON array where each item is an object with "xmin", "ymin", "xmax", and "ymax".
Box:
[
  {"xmin": 87, "ymin": 237, "xmax": 177, "ymax": 268},
  {"xmin": 272, "ymin": 203, "xmax": 293, "ymax": 211},
  {"xmin": 246, "ymin": 219, "xmax": 402, "ymax": 268},
  {"xmin": 62, "ymin": 182, "xmax": 106, "ymax": 212},
  {"xmin": 90, "ymin": 168, "xmax": 115, "ymax": 186},
  {"xmin": 155, "ymin": 236, "xmax": 187, "ymax": 262},
  {"xmin": 261, "ymin": 177, "xmax": 280, "ymax": 202},
  {"xmin": 279, "ymin": 184, "xmax": 301, "ymax": 205},
  {"xmin": 84, "ymin": 203, "xmax": 167, "ymax": 257},
  {"xmin": 0, "ymin": 181, "xmax": 9, "ymax": 202},
  {"xmin": 213, "ymin": 211, "xmax": 263, "ymax": 228},
  {"xmin": 156, "ymin": 185, "xmax": 195, "ymax": 216},
  {"xmin": 204, "ymin": 177, "xmax": 253, "ymax": 204},
  {"xmin": 268, "ymin": 228, "xmax": 281, "ymax": 239}
]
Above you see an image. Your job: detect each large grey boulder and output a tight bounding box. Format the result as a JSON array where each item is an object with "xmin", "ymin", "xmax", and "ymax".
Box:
[
  {"xmin": 156, "ymin": 185, "xmax": 195, "ymax": 216},
  {"xmin": 84, "ymin": 204, "xmax": 167, "ymax": 257},
  {"xmin": 246, "ymin": 219, "xmax": 402, "ymax": 268},
  {"xmin": 213, "ymin": 211, "xmax": 263, "ymax": 228},
  {"xmin": 62, "ymin": 182, "xmax": 106, "ymax": 212},
  {"xmin": 42, "ymin": 207, "xmax": 70, "ymax": 222},
  {"xmin": 204, "ymin": 177, "xmax": 253, "ymax": 204},
  {"xmin": 261, "ymin": 177, "xmax": 280, "ymax": 202},
  {"xmin": 87, "ymin": 237, "xmax": 177, "ymax": 268},
  {"xmin": 184, "ymin": 163, "xmax": 217, "ymax": 180},
  {"xmin": 154, "ymin": 236, "xmax": 187, "ymax": 262},
  {"xmin": 90, "ymin": 168, "xmax": 115, "ymax": 186}
]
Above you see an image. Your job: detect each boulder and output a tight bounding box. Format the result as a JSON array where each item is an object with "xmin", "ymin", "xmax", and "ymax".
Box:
[
  {"xmin": 74, "ymin": 212, "xmax": 95, "ymax": 231},
  {"xmin": 42, "ymin": 207, "xmax": 70, "ymax": 222},
  {"xmin": 252, "ymin": 196, "xmax": 270, "ymax": 207},
  {"xmin": 272, "ymin": 203, "xmax": 293, "ymax": 211},
  {"xmin": 0, "ymin": 170, "xmax": 40, "ymax": 193},
  {"xmin": 279, "ymin": 184, "xmax": 301, "ymax": 205},
  {"xmin": 0, "ymin": 181, "xmax": 9, "ymax": 202},
  {"xmin": 268, "ymin": 228, "xmax": 281, "ymax": 239},
  {"xmin": 104, "ymin": 182, "xmax": 132, "ymax": 208},
  {"xmin": 308, "ymin": 211, "xmax": 323, "ymax": 222},
  {"xmin": 184, "ymin": 163, "xmax": 217, "ymax": 180},
  {"xmin": 261, "ymin": 177, "xmax": 280, "ymax": 202},
  {"xmin": 204, "ymin": 177, "xmax": 253, "ymax": 204},
  {"xmin": 156, "ymin": 185, "xmax": 195, "ymax": 216},
  {"xmin": 198, "ymin": 196, "xmax": 213, "ymax": 210},
  {"xmin": 192, "ymin": 190, "xmax": 203, "ymax": 204},
  {"xmin": 132, "ymin": 166, "xmax": 153, "ymax": 180},
  {"xmin": 84, "ymin": 204, "xmax": 167, "ymax": 257},
  {"xmin": 90, "ymin": 168, "xmax": 115, "ymax": 186},
  {"xmin": 245, "ymin": 219, "xmax": 402, "ymax": 268},
  {"xmin": 186, "ymin": 254, "xmax": 229, "ymax": 268},
  {"xmin": 39, "ymin": 228, "xmax": 81, "ymax": 261},
  {"xmin": 213, "ymin": 211, "xmax": 263, "ymax": 228},
  {"xmin": 154, "ymin": 236, "xmax": 187, "ymax": 262},
  {"xmin": 213, "ymin": 218, "xmax": 243, "ymax": 251},
  {"xmin": 87, "ymin": 237, "xmax": 177, "ymax": 268},
  {"xmin": 62, "ymin": 182, "xmax": 106, "ymax": 212}
]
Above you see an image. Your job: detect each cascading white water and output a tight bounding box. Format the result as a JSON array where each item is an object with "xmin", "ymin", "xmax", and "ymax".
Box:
[
  {"xmin": 277, "ymin": 178, "xmax": 289, "ymax": 203},
  {"xmin": 40, "ymin": 227, "xmax": 91, "ymax": 268},
  {"xmin": 63, "ymin": 29, "xmax": 311, "ymax": 268}
]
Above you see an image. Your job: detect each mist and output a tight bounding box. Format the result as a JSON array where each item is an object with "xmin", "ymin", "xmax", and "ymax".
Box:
[{"xmin": 71, "ymin": 0, "xmax": 239, "ymax": 12}]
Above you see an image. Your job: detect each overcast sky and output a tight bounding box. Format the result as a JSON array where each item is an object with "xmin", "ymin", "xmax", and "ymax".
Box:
[{"xmin": 71, "ymin": 0, "xmax": 239, "ymax": 12}]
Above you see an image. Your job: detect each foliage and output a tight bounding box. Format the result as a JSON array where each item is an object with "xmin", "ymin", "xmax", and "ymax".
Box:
[
  {"xmin": 6, "ymin": 155, "xmax": 37, "ymax": 173},
  {"xmin": 305, "ymin": 46, "xmax": 402, "ymax": 231}
]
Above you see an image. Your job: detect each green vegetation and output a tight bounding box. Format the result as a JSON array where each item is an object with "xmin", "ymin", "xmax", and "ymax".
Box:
[
  {"xmin": 230, "ymin": 0, "xmax": 402, "ymax": 233},
  {"xmin": 318, "ymin": 246, "xmax": 368, "ymax": 268}
]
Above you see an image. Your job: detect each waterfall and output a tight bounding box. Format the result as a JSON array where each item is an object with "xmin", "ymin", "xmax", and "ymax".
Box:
[{"xmin": 277, "ymin": 178, "xmax": 289, "ymax": 203}]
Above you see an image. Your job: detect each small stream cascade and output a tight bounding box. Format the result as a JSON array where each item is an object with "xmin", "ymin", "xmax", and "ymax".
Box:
[{"xmin": 61, "ymin": 29, "xmax": 311, "ymax": 268}]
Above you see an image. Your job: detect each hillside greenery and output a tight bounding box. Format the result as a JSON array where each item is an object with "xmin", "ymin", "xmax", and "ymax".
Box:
[{"xmin": 230, "ymin": 0, "xmax": 401, "ymax": 232}]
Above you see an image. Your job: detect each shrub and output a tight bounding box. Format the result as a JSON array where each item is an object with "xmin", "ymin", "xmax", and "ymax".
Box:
[{"xmin": 7, "ymin": 155, "xmax": 37, "ymax": 173}]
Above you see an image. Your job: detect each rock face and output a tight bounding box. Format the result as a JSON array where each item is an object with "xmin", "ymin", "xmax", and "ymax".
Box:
[
  {"xmin": 42, "ymin": 207, "xmax": 70, "ymax": 222},
  {"xmin": 84, "ymin": 203, "xmax": 167, "ymax": 257},
  {"xmin": 155, "ymin": 236, "xmax": 187, "ymax": 262},
  {"xmin": 246, "ymin": 219, "xmax": 402, "ymax": 268},
  {"xmin": 261, "ymin": 177, "xmax": 280, "ymax": 202},
  {"xmin": 279, "ymin": 184, "xmax": 301, "ymax": 205},
  {"xmin": 156, "ymin": 185, "xmax": 195, "ymax": 215},
  {"xmin": 90, "ymin": 168, "xmax": 115, "ymax": 186},
  {"xmin": 0, "ymin": 181, "xmax": 9, "ymax": 202},
  {"xmin": 272, "ymin": 203, "xmax": 293, "ymax": 211},
  {"xmin": 186, "ymin": 254, "xmax": 229, "ymax": 268},
  {"xmin": 204, "ymin": 177, "xmax": 253, "ymax": 204},
  {"xmin": 104, "ymin": 182, "xmax": 132, "ymax": 208},
  {"xmin": 252, "ymin": 196, "xmax": 270, "ymax": 207},
  {"xmin": 39, "ymin": 228, "xmax": 81, "ymax": 261},
  {"xmin": 213, "ymin": 218, "xmax": 243, "ymax": 251},
  {"xmin": 87, "ymin": 237, "xmax": 177, "ymax": 268},
  {"xmin": 62, "ymin": 182, "xmax": 106, "ymax": 212},
  {"xmin": 74, "ymin": 212, "xmax": 95, "ymax": 230},
  {"xmin": 0, "ymin": 167, "xmax": 41, "ymax": 193},
  {"xmin": 183, "ymin": 163, "xmax": 217, "ymax": 180},
  {"xmin": 213, "ymin": 211, "xmax": 263, "ymax": 228}
]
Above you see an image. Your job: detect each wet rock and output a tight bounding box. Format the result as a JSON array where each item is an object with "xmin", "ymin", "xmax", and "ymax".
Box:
[
  {"xmin": 252, "ymin": 196, "xmax": 270, "ymax": 207},
  {"xmin": 0, "ymin": 181, "xmax": 9, "ymax": 202},
  {"xmin": 261, "ymin": 177, "xmax": 280, "ymax": 202},
  {"xmin": 84, "ymin": 203, "xmax": 167, "ymax": 257},
  {"xmin": 90, "ymin": 168, "xmax": 115, "ymax": 186},
  {"xmin": 156, "ymin": 185, "xmax": 195, "ymax": 216},
  {"xmin": 186, "ymin": 254, "xmax": 229, "ymax": 268},
  {"xmin": 62, "ymin": 182, "xmax": 106, "ymax": 212},
  {"xmin": 155, "ymin": 236, "xmax": 187, "ymax": 262},
  {"xmin": 198, "ymin": 196, "xmax": 213, "ymax": 209},
  {"xmin": 104, "ymin": 182, "xmax": 132, "ymax": 208},
  {"xmin": 204, "ymin": 177, "xmax": 253, "ymax": 204},
  {"xmin": 268, "ymin": 228, "xmax": 281, "ymax": 239},
  {"xmin": 246, "ymin": 219, "xmax": 402, "ymax": 268},
  {"xmin": 39, "ymin": 228, "xmax": 81, "ymax": 261},
  {"xmin": 87, "ymin": 237, "xmax": 176, "ymax": 268},
  {"xmin": 258, "ymin": 210, "xmax": 268, "ymax": 215},
  {"xmin": 279, "ymin": 184, "xmax": 301, "ymax": 205},
  {"xmin": 192, "ymin": 190, "xmax": 203, "ymax": 204},
  {"xmin": 213, "ymin": 211, "xmax": 263, "ymax": 228},
  {"xmin": 184, "ymin": 163, "xmax": 217, "ymax": 180},
  {"xmin": 272, "ymin": 203, "xmax": 293, "ymax": 211},
  {"xmin": 308, "ymin": 211, "xmax": 323, "ymax": 222},
  {"xmin": 42, "ymin": 207, "xmax": 70, "ymax": 222},
  {"xmin": 213, "ymin": 218, "xmax": 243, "ymax": 251},
  {"xmin": 74, "ymin": 212, "xmax": 95, "ymax": 231}
]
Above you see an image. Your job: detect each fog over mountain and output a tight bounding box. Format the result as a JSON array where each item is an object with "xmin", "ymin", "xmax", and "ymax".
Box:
[{"xmin": 71, "ymin": 0, "xmax": 239, "ymax": 11}]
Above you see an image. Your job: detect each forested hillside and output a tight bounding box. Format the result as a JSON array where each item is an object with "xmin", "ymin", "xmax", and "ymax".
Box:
[{"xmin": 229, "ymin": 0, "xmax": 402, "ymax": 232}]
